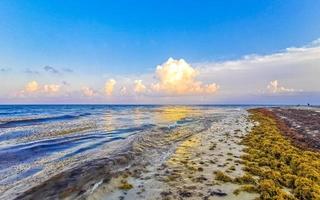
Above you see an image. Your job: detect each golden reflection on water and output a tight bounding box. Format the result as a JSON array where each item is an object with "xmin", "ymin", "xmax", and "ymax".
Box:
[
  {"xmin": 104, "ymin": 113, "xmax": 116, "ymax": 132},
  {"xmin": 167, "ymin": 134, "xmax": 201, "ymax": 168},
  {"xmin": 155, "ymin": 106, "xmax": 197, "ymax": 124},
  {"xmin": 133, "ymin": 108, "xmax": 144, "ymax": 126},
  {"xmin": 160, "ymin": 107, "xmax": 203, "ymax": 179},
  {"xmin": 103, "ymin": 106, "xmax": 199, "ymax": 133}
]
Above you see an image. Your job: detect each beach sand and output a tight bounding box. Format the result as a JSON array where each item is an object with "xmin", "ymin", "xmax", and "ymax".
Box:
[
  {"xmin": 12, "ymin": 107, "xmax": 320, "ymax": 200},
  {"xmin": 88, "ymin": 110, "xmax": 258, "ymax": 200}
]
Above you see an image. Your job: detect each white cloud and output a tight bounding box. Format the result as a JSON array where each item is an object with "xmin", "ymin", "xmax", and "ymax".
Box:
[
  {"xmin": 152, "ymin": 58, "xmax": 219, "ymax": 95},
  {"xmin": 120, "ymin": 86, "xmax": 127, "ymax": 95},
  {"xmin": 267, "ymin": 80, "xmax": 295, "ymax": 93},
  {"xmin": 105, "ymin": 79, "xmax": 116, "ymax": 95},
  {"xmin": 43, "ymin": 84, "xmax": 60, "ymax": 93},
  {"xmin": 5, "ymin": 38, "xmax": 320, "ymax": 104},
  {"xmin": 81, "ymin": 86, "xmax": 96, "ymax": 97},
  {"xmin": 196, "ymin": 38, "xmax": 320, "ymax": 95},
  {"xmin": 25, "ymin": 81, "xmax": 39, "ymax": 92},
  {"xmin": 134, "ymin": 80, "xmax": 146, "ymax": 93},
  {"xmin": 17, "ymin": 81, "xmax": 61, "ymax": 97}
]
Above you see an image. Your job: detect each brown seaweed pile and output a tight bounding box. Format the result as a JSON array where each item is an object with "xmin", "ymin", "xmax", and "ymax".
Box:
[
  {"xmin": 272, "ymin": 108, "xmax": 320, "ymax": 151},
  {"xmin": 234, "ymin": 109, "xmax": 320, "ymax": 199}
]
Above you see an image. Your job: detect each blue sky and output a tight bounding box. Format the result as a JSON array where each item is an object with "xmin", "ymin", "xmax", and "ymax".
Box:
[{"xmin": 0, "ymin": 0, "xmax": 320, "ymax": 104}]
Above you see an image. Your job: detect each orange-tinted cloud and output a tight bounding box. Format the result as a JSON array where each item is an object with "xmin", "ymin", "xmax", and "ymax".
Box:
[
  {"xmin": 43, "ymin": 84, "xmax": 60, "ymax": 93},
  {"xmin": 25, "ymin": 81, "xmax": 39, "ymax": 92},
  {"xmin": 134, "ymin": 80, "xmax": 146, "ymax": 93},
  {"xmin": 105, "ymin": 79, "xmax": 116, "ymax": 95},
  {"xmin": 81, "ymin": 86, "xmax": 96, "ymax": 97},
  {"xmin": 21, "ymin": 81, "xmax": 61, "ymax": 95},
  {"xmin": 152, "ymin": 58, "xmax": 219, "ymax": 95}
]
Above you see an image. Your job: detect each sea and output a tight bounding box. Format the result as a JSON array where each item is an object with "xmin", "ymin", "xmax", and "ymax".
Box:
[{"xmin": 0, "ymin": 104, "xmax": 257, "ymax": 199}]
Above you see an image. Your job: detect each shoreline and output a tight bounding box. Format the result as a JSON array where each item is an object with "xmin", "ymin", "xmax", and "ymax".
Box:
[
  {"xmin": 4, "ymin": 106, "xmax": 320, "ymax": 199},
  {"xmin": 88, "ymin": 109, "xmax": 256, "ymax": 200}
]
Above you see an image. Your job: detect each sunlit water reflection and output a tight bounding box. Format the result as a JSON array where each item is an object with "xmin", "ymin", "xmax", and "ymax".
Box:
[{"xmin": 0, "ymin": 105, "xmax": 248, "ymax": 199}]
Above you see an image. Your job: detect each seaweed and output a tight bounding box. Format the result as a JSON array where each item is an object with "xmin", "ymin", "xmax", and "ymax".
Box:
[
  {"xmin": 233, "ymin": 184, "xmax": 257, "ymax": 195},
  {"xmin": 233, "ymin": 173, "xmax": 256, "ymax": 185},
  {"xmin": 228, "ymin": 165, "xmax": 236, "ymax": 171},
  {"xmin": 293, "ymin": 177, "xmax": 320, "ymax": 199},
  {"xmin": 118, "ymin": 180, "xmax": 133, "ymax": 190},
  {"xmin": 213, "ymin": 170, "xmax": 233, "ymax": 182},
  {"xmin": 209, "ymin": 143, "xmax": 217, "ymax": 150},
  {"xmin": 239, "ymin": 109, "xmax": 320, "ymax": 199}
]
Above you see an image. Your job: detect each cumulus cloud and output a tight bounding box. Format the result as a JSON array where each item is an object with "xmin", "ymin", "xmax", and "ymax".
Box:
[
  {"xmin": 134, "ymin": 80, "xmax": 146, "ymax": 93},
  {"xmin": 152, "ymin": 58, "xmax": 219, "ymax": 95},
  {"xmin": 25, "ymin": 81, "xmax": 39, "ymax": 92},
  {"xmin": 43, "ymin": 84, "xmax": 60, "ymax": 93},
  {"xmin": 105, "ymin": 79, "xmax": 116, "ymax": 95},
  {"xmin": 267, "ymin": 80, "xmax": 295, "ymax": 93},
  {"xmin": 81, "ymin": 86, "xmax": 96, "ymax": 97},
  {"xmin": 120, "ymin": 86, "xmax": 127, "ymax": 95},
  {"xmin": 19, "ymin": 81, "xmax": 61, "ymax": 96},
  {"xmin": 4, "ymin": 38, "xmax": 320, "ymax": 104},
  {"xmin": 196, "ymin": 38, "xmax": 320, "ymax": 95},
  {"xmin": 44, "ymin": 65, "xmax": 59, "ymax": 74}
]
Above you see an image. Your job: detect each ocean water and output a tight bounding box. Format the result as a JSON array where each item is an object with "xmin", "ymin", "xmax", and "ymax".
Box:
[{"xmin": 0, "ymin": 105, "xmax": 250, "ymax": 199}]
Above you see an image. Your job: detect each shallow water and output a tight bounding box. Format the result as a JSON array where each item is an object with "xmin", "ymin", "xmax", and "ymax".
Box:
[
  {"xmin": 0, "ymin": 105, "xmax": 252, "ymax": 199},
  {"xmin": 89, "ymin": 106, "xmax": 258, "ymax": 200}
]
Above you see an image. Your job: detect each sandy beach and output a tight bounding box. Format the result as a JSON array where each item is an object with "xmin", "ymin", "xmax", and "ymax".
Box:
[
  {"xmin": 87, "ymin": 107, "xmax": 320, "ymax": 200},
  {"xmin": 2, "ymin": 1, "xmax": 320, "ymax": 199},
  {"xmin": 86, "ymin": 107, "xmax": 320, "ymax": 200},
  {"xmin": 1, "ymin": 106, "xmax": 319, "ymax": 200},
  {"xmin": 88, "ymin": 108, "xmax": 258, "ymax": 200}
]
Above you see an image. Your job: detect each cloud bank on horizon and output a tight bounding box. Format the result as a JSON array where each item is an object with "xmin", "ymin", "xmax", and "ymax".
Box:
[{"xmin": 1, "ymin": 39, "xmax": 320, "ymax": 104}]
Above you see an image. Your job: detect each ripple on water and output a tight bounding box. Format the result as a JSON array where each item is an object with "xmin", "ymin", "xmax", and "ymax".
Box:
[{"xmin": 0, "ymin": 105, "xmax": 247, "ymax": 199}]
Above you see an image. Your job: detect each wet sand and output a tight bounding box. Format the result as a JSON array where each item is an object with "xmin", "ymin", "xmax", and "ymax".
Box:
[
  {"xmin": 88, "ymin": 107, "xmax": 320, "ymax": 200},
  {"xmin": 8, "ymin": 106, "xmax": 320, "ymax": 200},
  {"xmin": 88, "ymin": 110, "xmax": 258, "ymax": 200},
  {"xmin": 11, "ymin": 108, "xmax": 260, "ymax": 200}
]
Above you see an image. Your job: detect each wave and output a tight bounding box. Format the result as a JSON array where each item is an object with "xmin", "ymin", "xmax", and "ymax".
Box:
[
  {"xmin": 11, "ymin": 116, "xmax": 213, "ymax": 200},
  {"xmin": 0, "ymin": 124, "xmax": 155, "ymax": 170},
  {"xmin": 0, "ymin": 113, "xmax": 91, "ymax": 128}
]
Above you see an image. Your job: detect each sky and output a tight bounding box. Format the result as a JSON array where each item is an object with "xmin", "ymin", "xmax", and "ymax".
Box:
[{"xmin": 0, "ymin": 0, "xmax": 320, "ymax": 104}]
